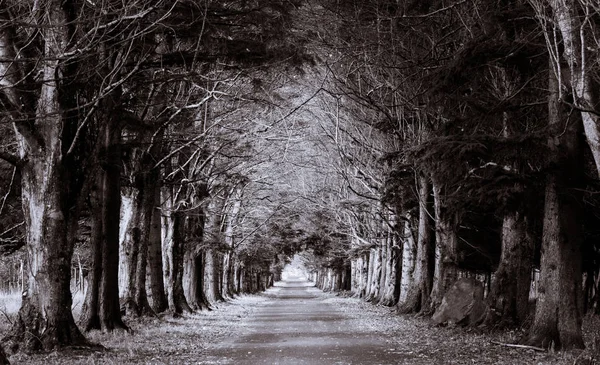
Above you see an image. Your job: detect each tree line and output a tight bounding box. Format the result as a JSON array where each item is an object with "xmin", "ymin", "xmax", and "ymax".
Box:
[
  {"xmin": 0, "ymin": 0, "xmax": 310, "ymax": 359},
  {"xmin": 1, "ymin": 0, "xmax": 600, "ymax": 362},
  {"xmin": 301, "ymin": 0, "xmax": 600, "ymax": 353}
]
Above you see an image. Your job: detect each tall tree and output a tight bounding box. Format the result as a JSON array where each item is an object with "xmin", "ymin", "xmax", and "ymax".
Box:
[
  {"xmin": 524, "ymin": 63, "xmax": 585, "ymax": 350},
  {"xmin": 0, "ymin": 2, "xmax": 93, "ymax": 351}
]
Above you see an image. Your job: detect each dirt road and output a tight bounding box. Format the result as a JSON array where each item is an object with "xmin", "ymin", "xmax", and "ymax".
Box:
[{"xmin": 201, "ymin": 276, "xmax": 403, "ymax": 365}]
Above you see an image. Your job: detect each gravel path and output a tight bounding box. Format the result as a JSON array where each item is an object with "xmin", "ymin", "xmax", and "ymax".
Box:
[{"xmin": 201, "ymin": 276, "xmax": 406, "ymax": 364}]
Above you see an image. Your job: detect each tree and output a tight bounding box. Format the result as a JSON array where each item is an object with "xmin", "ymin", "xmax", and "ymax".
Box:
[
  {"xmin": 523, "ymin": 63, "xmax": 585, "ymax": 350},
  {"xmin": 0, "ymin": 1, "xmax": 94, "ymax": 351},
  {"xmin": 529, "ymin": 0, "xmax": 600, "ymax": 177}
]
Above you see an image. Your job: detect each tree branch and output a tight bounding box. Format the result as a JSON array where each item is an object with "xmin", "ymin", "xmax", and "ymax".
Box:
[{"xmin": 0, "ymin": 150, "xmax": 21, "ymax": 167}]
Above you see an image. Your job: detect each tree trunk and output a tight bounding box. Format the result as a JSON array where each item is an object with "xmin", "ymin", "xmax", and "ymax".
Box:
[
  {"xmin": 359, "ymin": 252, "xmax": 369, "ymax": 297},
  {"xmin": 168, "ymin": 212, "xmax": 194, "ymax": 315},
  {"xmin": 523, "ymin": 62, "xmax": 584, "ymax": 350},
  {"xmin": 428, "ymin": 177, "xmax": 458, "ymax": 312},
  {"xmin": 398, "ymin": 213, "xmax": 417, "ymax": 304},
  {"xmin": 365, "ymin": 246, "xmax": 380, "ymax": 301},
  {"xmin": 377, "ymin": 229, "xmax": 390, "ymax": 304},
  {"xmin": 121, "ymin": 141, "xmax": 162, "ymax": 316},
  {"xmin": 203, "ymin": 248, "xmax": 225, "ymax": 304},
  {"xmin": 545, "ymin": 0, "xmax": 600, "ymax": 178},
  {"xmin": 6, "ymin": 141, "xmax": 88, "ymax": 352},
  {"xmin": 80, "ymin": 172, "xmax": 103, "ymax": 331},
  {"xmin": 222, "ymin": 251, "xmax": 236, "ymax": 298},
  {"xmin": 397, "ymin": 175, "xmax": 435, "ymax": 314},
  {"xmin": 147, "ymin": 181, "xmax": 167, "ymax": 313},
  {"xmin": 350, "ymin": 256, "xmax": 359, "ymax": 295},
  {"xmin": 486, "ymin": 211, "xmax": 534, "ymax": 326},
  {"xmin": 2, "ymin": 4, "xmax": 90, "ymax": 351},
  {"xmin": 380, "ymin": 221, "xmax": 400, "ymax": 306},
  {"xmin": 80, "ymin": 114, "xmax": 128, "ymax": 332},
  {"xmin": 185, "ymin": 249, "xmax": 212, "ymax": 311}
]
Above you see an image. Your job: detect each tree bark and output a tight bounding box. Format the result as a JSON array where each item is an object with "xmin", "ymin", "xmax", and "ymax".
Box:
[
  {"xmin": 428, "ymin": 177, "xmax": 458, "ymax": 312},
  {"xmin": 486, "ymin": 211, "xmax": 534, "ymax": 326},
  {"xmin": 1, "ymin": 3, "xmax": 90, "ymax": 352},
  {"xmin": 147, "ymin": 177, "xmax": 167, "ymax": 313},
  {"xmin": 398, "ymin": 213, "xmax": 417, "ymax": 304},
  {"xmin": 121, "ymin": 135, "xmax": 163, "ymax": 317},
  {"xmin": 80, "ymin": 109, "xmax": 129, "ymax": 332},
  {"xmin": 545, "ymin": 0, "xmax": 600, "ymax": 178},
  {"xmin": 380, "ymin": 219, "xmax": 400, "ymax": 306},
  {"xmin": 80, "ymin": 173, "xmax": 103, "ymax": 331},
  {"xmin": 523, "ymin": 62, "xmax": 585, "ymax": 350},
  {"xmin": 203, "ymin": 248, "xmax": 225, "ymax": 304},
  {"xmin": 170, "ymin": 211, "xmax": 195, "ymax": 314},
  {"xmin": 397, "ymin": 175, "xmax": 434, "ymax": 314}
]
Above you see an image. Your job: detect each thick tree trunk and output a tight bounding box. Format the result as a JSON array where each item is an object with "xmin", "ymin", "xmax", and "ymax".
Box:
[
  {"xmin": 80, "ymin": 115, "xmax": 128, "ymax": 332},
  {"xmin": 222, "ymin": 251, "xmax": 236, "ymax": 298},
  {"xmin": 524, "ymin": 63, "xmax": 584, "ymax": 350},
  {"xmin": 203, "ymin": 248, "xmax": 225, "ymax": 304},
  {"xmin": 147, "ymin": 182, "xmax": 167, "ymax": 313},
  {"xmin": 486, "ymin": 211, "xmax": 533, "ymax": 326},
  {"xmin": 121, "ymin": 141, "xmax": 162, "ymax": 316},
  {"xmin": 168, "ymin": 212, "xmax": 194, "ymax": 315},
  {"xmin": 398, "ymin": 213, "xmax": 417, "ymax": 304},
  {"xmin": 120, "ymin": 189, "xmax": 153, "ymax": 316},
  {"xmin": 380, "ymin": 223, "xmax": 400, "ymax": 306},
  {"xmin": 428, "ymin": 178, "xmax": 458, "ymax": 312},
  {"xmin": 185, "ymin": 249, "xmax": 212, "ymax": 311},
  {"xmin": 397, "ymin": 175, "xmax": 434, "ymax": 314},
  {"xmin": 365, "ymin": 246, "xmax": 381, "ymax": 301},
  {"xmin": 377, "ymin": 231, "xmax": 390, "ymax": 304},
  {"xmin": 6, "ymin": 150, "xmax": 88, "ymax": 352},
  {"xmin": 350, "ymin": 256, "xmax": 359, "ymax": 295},
  {"xmin": 2, "ymin": 4, "xmax": 90, "ymax": 351},
  {"xmin": 359, "ymin": 252, "xmax": 369, "ymax": 297},
  {"xmin": 80, "ymin": 173, "xmax": 103, "ymax": 331}
]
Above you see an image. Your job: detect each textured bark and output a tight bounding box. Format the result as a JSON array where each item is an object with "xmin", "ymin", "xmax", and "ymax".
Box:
[
  {"xmin": 169, "ymin": 212, "xmax": 194, "ymax": 314},
  {"xmin": 486, "ymin": 211, "xmax": 534, "ymax": 326},
  {"xmin": 545, "ymin": 0, "xmax": 600, "ymax": 178},
  {"xmin": 81, "ymin": 112, "xmax": 128, "ymax": 332},
  {"xmin": 524, "ymin": 63, "xmax": 584, "ymax": 350},
  {"xmin": 80, "ymin": 174, "xmax": 103, "ymax": 331},
  {"xmin": 147, "ymin": 181, "xmax": 167, "ymax": 313},
  {"xmin": 398, "ymin": 213, "xmax": 417, "ymax": 304},
  {"xmin": 429, "ymin": 178, "xmax": 458, "ymax": 312},
  {"xmin": 222, "ymin": 251, "xmax": 236, "ymax": 298},
  {"xmin": 397, "ymin": 175, "xmax": 434, "ymax": 314},
  {"xmin": 121, "ymin": 136, "xmax": 162, "ymax": 317},
  {"xmin": 185, "ymin": 249, "xmax": 212, "ymax": 311},
  {"xmin": 380, "ymin": 222, "xmax": 400, "ymax": 306},
  {"xmin": 377, "ymin": 230, "xmax": 390, "ymax": 304},
  {"xmin": 203, "ymin": 248, "xmax": 225, "ymax": 304},
  {"xmin": 1, "ymin": 3, "xmax": 90, "ymax": 352},
  {"xmin": 365, "ymin": 246, "xmax": 381, "ymax": 301}
]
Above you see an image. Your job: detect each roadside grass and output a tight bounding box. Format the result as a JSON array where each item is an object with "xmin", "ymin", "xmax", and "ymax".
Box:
[
  {"xmin": 324, "ymin": 294, "xmax": 600, "ymax": 365},
  {"xmin": 0, "ymin": 294, "xmax": 266, "ymax": 365}
]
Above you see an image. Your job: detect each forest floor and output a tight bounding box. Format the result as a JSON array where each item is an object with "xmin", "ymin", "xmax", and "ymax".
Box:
[{"xmin": 0, "ymin": 282, "xmax": 598, "ymax": 364}]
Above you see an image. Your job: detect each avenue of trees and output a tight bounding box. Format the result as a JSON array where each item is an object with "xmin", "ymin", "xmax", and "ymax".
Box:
[
  {"xmin": 304, "ymin": 0, "xmax": 600, "ymax": 353},
  {"xmin": 0, "ymin": 0, "xmax": 600, "ymax": 361}
]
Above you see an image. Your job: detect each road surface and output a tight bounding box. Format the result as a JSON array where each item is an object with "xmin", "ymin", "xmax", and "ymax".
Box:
[{"xmin": 201, "ymin": 276, "xmax": 404, "ymax": 364}]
